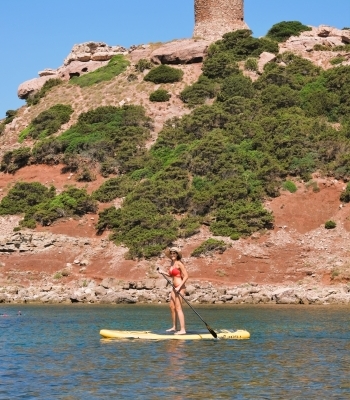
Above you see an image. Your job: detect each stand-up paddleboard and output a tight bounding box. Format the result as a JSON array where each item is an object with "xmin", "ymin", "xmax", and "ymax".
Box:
[{"xmin": 99, "ymin": 329, "xmax": 250, "ymax": 340}]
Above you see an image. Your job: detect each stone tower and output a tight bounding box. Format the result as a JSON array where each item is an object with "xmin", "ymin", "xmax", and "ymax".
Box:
[{"xmin": 194, "ymin": 0, "xmax": 249, "ymax": 41}]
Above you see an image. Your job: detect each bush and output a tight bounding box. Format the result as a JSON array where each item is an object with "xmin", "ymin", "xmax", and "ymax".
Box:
[
  {"xmin": 149, "ymin": 89, "xmax": 171, "ymax": 102},
  {"xmin": 217, "ymin": 74, "xmax": 255, "ymax": 101},
  {"xmin": 245, "ymin": 58, "xmax": 258, "ymax": 72},
  {"xmin": 22, "ymin": 104, "xmax": 73, "ymax": 140},
  {"xmin": 26, "ymin": 78, "xmax": 62, "ymax": 106},
  {"xmin": 202, "ymin": 52, "xmax": 239, "ymax": 79},
  {"xmin": 330, "ymin": 56, "xmax": 346, "ymax": 65},
  {"xmin": 211, "ymin": 201, "xmax": 274, "ymax": 239},
  {"xmin": 325, "ymin": 220, "xmax": 336, "ymax": 229},
  {"xmin": 92, "ymin": 176, "xmax": 135, "ymax": 202},
  {"xmin": 70, "ymin": 55, "xmax": 129, "ymax": 87},
  {"xmin": 0, "ymin": 147, "xmax": 31, "ymax": 173},
  {"xmin": 135, "ymin": 58, "xmax": 153, "ymax": 72},
  {"xmin": 340, "ymin": 183, "xmax": 350, "ymax": 203},
  {"xmin": 282, "ymin": 180, "xmax": 297, "ymax": 193},
  {"xmin": 191, "ymin": 238, "xmax": 227, "ymax": 257},
  {"xmin": 144, "ymin": 65, "xmax": 183, "ymax": 84},
  {"xmin": 266, "ymin": 21, "xmax": 312, "ymax": 43},
  {"xmin": 0, "ymin": 182, "xmax": 55, "ymax": 216},
  {"xmin": 180, "ymin": 76, "xmax": 218, "ymax": 107}
]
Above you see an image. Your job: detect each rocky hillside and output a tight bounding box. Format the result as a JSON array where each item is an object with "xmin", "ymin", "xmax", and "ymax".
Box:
[{"xmin": 1, "ymin": 24, "xmax": 350, "ymax": 303}]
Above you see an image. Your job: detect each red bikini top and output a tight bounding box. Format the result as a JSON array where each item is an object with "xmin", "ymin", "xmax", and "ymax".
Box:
[{"xmin": 169, "ymin": 267, "xmax": 181, "ymax": 277}]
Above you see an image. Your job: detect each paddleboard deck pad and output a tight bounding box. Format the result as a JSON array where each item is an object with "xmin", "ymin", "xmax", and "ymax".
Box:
[{"xmin": 99, "ymin": 329, "xmax": 250, "ymax": 340}]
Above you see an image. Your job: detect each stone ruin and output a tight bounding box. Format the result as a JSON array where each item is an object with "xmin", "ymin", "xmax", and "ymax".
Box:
[{"xmin": 194, "ymin": 0, "xmax": 249, "ymax": 41}]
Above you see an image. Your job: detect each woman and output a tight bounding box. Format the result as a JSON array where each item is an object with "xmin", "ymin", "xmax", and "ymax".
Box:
[{"xmin": 159, "ymin": 247, "xmax": 188, "ymax": 335}]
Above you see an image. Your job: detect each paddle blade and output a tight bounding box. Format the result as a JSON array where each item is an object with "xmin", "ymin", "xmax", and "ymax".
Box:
[{"xmin": 206, "ymin": 324, "xmax": 217, "ymax": 338}]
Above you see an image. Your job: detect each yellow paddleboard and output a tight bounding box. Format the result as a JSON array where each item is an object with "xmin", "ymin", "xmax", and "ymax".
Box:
[{"xmin": 99, "ymin": 329, "xmax": 250, "ymax": 340}]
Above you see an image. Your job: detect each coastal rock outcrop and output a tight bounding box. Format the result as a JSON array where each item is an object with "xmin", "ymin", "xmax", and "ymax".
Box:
[
  {"xmin": 63, "ymin": 41, "xmax": 127, "ymax": 65},
  {"xmin": 150, "ymin": 39, "xmax": 210, "ymax": 64}
]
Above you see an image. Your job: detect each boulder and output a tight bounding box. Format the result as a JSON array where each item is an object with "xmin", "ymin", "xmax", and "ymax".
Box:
[
  {"xmin": 150, "ymin": 39, "xmax": 209, "ymax": 65},
  {"xmin": 258, "ymin": 52, "xmax": 276, "ymax": 73},
  {"xmin": 17, "ymin": 75, "xmax": 59, "ymax": 99}
]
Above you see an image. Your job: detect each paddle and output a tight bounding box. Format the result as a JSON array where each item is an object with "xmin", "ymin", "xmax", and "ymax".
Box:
[{"xmin": 157, "ymin": 268, "xmax": 218, "ymax": 339}]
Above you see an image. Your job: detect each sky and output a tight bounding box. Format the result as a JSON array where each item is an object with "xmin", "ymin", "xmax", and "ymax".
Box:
[{"xmin": 1, "ymin": 0, "xmax": 349, "ymax": 119}]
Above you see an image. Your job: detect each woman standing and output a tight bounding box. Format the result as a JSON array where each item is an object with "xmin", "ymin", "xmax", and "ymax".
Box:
[{"xmin": 159, "ymin": 247, "xmax": 188, "ymax": 335}]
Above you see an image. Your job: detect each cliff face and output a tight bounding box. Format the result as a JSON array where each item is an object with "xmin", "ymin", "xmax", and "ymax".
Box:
[{"xmin": 1, "ymin": 26, "xmax": 350, "ymax": 299}]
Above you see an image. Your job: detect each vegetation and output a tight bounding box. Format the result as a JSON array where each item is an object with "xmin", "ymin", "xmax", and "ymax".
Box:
[
  {"xmin": 0, "ymin": 109, "xmax": 18, "ymax": 134},
  {"xmin": 135, "ymin": 58, "xmax": 153, "ymax": 72},
  {"xmin": 282, "ymin": 180, "xmax": 297, "ymax": 193},
  {"xmin": 325, "ymin": 220, "xmax": 336, "ymax": 229},
  {"xmin": 19, "ymin": 104, "xmax": 73, "ymax": 141},
  {"xmin": 26, "ymin": 78, "xmax": 62, "ymax": 106},
  {"xmin": 191, "ymin": 238, "xmax": 227, "ymax": 257},
  {"xmin": 70, "ymin": 55, "xmax": 129, "ymax": 87},
  {"xmin": 180, "ymin": 76, "xmax": 218, "ymax": 107},
  {"xmin": 266, "ymin": 21, "xmax": 312, "ymax": 42},
  {"xmin": 1, "ymin": 147, "xmax": 31, "ymax": 173},
  {"xmin": 149, "ymin": 89, "xmax": 171, "ymax": 102},
  {"xmin": 2, "ymin": 26, "xmax": 350, "ymax": 259},
  {"xmin": 340, "ymin": 183, "xmax": 350, "ymax": 203},
  {"xmin": 0, "ymin": 182, "xmax": 97, "ymax": 229},
  {"xmin": 144, "ymin": 65, "xmax": 184, "ymax": 84}
]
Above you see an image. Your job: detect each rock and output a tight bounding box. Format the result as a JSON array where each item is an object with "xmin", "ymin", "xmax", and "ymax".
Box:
[
  {"xmin": 57, "ymin": 60, "xmax": 108, "ymax": 80},
  {"xmin": 38, "ymin": 69, "xmax": 57, "ymax": 77},
  {"xmin": 150, "ymin": 39, "xmax": 209, "ymax": 65},
  {"xmin": 17, "ymin": 75, "xmax": 59, "ymax": 99},
  {"xmin": 143, "ymin": 279, "xmax": 155, "ymax": 290},
  {"xmin": 258, "ymin": 52, "xmax": 276, "ymax": 73},
  {"xmin": 64, "ymin": 42, "xmax": 127, "ymax": 65}
]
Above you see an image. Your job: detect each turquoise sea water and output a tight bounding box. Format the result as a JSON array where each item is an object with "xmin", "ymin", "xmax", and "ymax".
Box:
[{"xmin": 0, "ymin": 304, "xmax": 349, "ymax": 399}]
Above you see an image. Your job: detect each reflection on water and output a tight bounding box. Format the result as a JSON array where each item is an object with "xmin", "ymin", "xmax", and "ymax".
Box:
[{"xmin": 0, "ymin": 304, "xmax": 349, "ymax": 399}]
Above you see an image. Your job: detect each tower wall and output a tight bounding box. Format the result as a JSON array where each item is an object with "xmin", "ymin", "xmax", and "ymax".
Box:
[{"xmin": 194, "ymin": 0, "xmax": 249, "ymax": 41}]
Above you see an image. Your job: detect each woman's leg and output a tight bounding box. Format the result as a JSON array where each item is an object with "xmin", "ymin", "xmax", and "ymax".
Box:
[
  {"xmin": 174, "ymin": 290, "xmax": 186, "ymax": 334},
  {"xmin": 166, "ymin": 290, "xmax": 177, "ymax": 331}
]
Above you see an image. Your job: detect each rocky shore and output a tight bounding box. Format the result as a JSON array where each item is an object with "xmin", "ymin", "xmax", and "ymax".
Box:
[{"xmin": 1, "ymin": 278, "xmax": 350, "ymax": 305}]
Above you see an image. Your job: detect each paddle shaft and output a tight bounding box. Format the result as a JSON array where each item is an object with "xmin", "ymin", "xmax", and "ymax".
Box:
[{"xmin": 157, "ymin": 268, "xmax": 217, "ymax": 338}]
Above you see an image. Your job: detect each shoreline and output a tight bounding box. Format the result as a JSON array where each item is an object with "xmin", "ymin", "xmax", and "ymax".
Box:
[{"xmin": 1, "ymin": 279, "xmax": 350, "ymax": 305}]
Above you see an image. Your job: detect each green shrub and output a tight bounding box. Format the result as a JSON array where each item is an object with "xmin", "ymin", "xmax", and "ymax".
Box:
[
  {"xmin": 340, "ymin": 183, "xmax": 350, "ymax": 203},
  {"xmin": 211, "ymin": 201, "xmax": 274, "ymax": 239},
  {"xmin": 22, "ymin": 104, "xmax": 73, "ymax": 140},
  {"xmin": 26, "ymin": 78, "xmax": 62, "ymax": 106},
  {"xmin": 33, "ymin": 186, "xmax": 97, "ymax": 226},
  {"xmin": 180, "ymin": 76, "xmax": 218, "ymax": 107},
  {"xmin": 245, "ymin": 58, "xmax": 258, "ymax": 72},
  {"xmin": 202, "ymin": 52, "xmax": 239, "ymax": 79},
  {"xmin": 266, "ymin": 21, "xmax": 312, "ymax": 43},
  {"xmin": 31, "ymin": 105, "xmax": 151, "ymax": 173},
  {"xmin": 92, "ymin": 176, "xmax": 135, "ymax": 202},
  {"xmin": 70, "ymin": 55, "xmax": 129, "ymax": 87},
  {"xmin": 149, "ymin": 89, "xmax": 171, "ymax": 102},
  {"xmin": 0, "ymin": 147, "xmax": 31, "ymax": 173},
  {"xmin": 144, "ymin": 65, "xmax": 183, "ymax": 84},
  {"xmin": 282, "ymin": 180, "xmax": 297, "ymax": 193},
  {"xmin": 135, "ymin": 58, "xmax": 153, "ymax": 72},
  {"xmin": 191, "ymin": 238, "xmax": 227, "ymax": 257},
  {"xmin": 217, "ymin": 74, "xmax": 255, "ymax": 101},
  {"xmin": 178, "ymin": 216, "xmax": 201, "ymax": 238},
  {"xmin": 325, "ymin": 220, "xmax": 336, "ymax": 229},
  {"xmin": 330, "ymin": 56, "xmax": 346, "ymax": 65},
  {"xmin": 0, "ymin": 182, "xmax": 55, "ymax": 216}
]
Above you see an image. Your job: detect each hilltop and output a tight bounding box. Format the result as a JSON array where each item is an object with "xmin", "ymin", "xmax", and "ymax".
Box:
[{"xmin": 1, "ymin": 23, "xmax": 350, "ymax": 304}]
